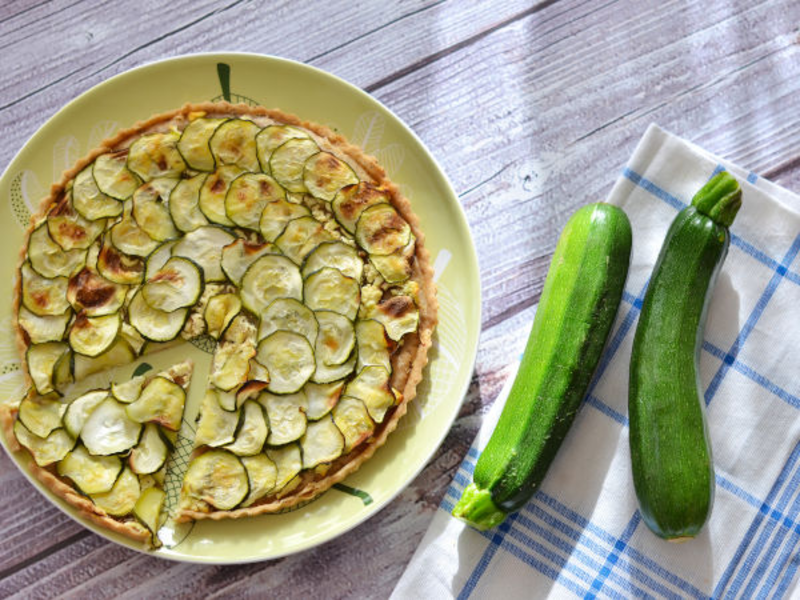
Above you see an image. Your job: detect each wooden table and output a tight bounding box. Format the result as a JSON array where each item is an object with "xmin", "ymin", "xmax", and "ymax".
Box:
[{"xmin": 1, "ymin": 0, "xmax": 799, "ymax": 597}]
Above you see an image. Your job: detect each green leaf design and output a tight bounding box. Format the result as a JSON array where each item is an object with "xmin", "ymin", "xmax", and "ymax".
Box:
[
  {"xmin": 10, "ymin": 172, "xmax": 32, "ymax": 228},
  {"xmin": 188, "ymin": 334, "xmax": 217, "ymax": 354},
  {"xmin": 333, "ymin": 483, "xmax": 373, "ymax": 506},
  {"xmin": 133, "ymin": 362, "xmax": 153, "ymax": 377}
]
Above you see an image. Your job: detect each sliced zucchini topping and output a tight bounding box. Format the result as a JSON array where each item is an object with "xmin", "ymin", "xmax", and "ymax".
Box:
[
  {"xmin": 304, "ymin": 267, "xmax": 360, "ymax": 320},
  {"xmin": 120, "ymin": 323, "xmax": 146, "ymax": 356},
  {"xmin": 220, "ymin": 238, "xmax": 278, "ymax": 286},
  {"xmin": 255, "ymin": 125, "xmax": 310, "ymax": 172},
  {"xmin": 132, "ymin": 178, "xmax": 180, "ymax": 241},
  {"xmin": 72, "ymin": 337, "xmax": 135, "ymax": 381},
  {"xmin": 302, "ymin": 241, "xmax": 363, "ymax": 281},
  {"xmin": 182, "ymin": 450, "xmax": 249, "ymax": 510},
  {"xmin": 63, "ymin": 389, "xmax": 109, "ymax": 438},
  {"xmin": 68, "ymin": 312, "xmax": 121, "ymax": 357},
  {"xmin": 312, "ymin": 346, "xmax": 356, "ymax": 385},
  {"xmin": 199, "ymin": 165, "xmax": 244, "ymax": 226},
  {"xmin": 15, "ymin": 420, "xmax": 74, "ymax": 467},
  {"xmin": 240, "ymin": 254, "xmax": 302, "ymax": 315},
  {"xmin": 46, "ymin": 193, "xmax": 106, "ymax": 251},
  {"xmin": 208, "ymin": 119, "xmax": 261, "ymax": 172},
  {"xmin": 345, "ymin": 365, "xmax": 396, "ymax": 424},
  {"xmin": 142, "ymin": 257, "xmax": 204, "ymax": 312},
  {"xmin": 72, "ymin": 166, "xmax": 123, "ymax": 221},
  {"xmin": 372, "ymin": 295, "xmax": 420, "ymax": 341},
  {"xmin": 240, "ymin": 453, "xmax": 278, "ymax": 507},
  {"xmin": 209, "ymin": 316, "xmax": 257, "ymax": 391},
  {"xmin": 332, "ymin": 396, "xmax": 375, "ymax": 453},
  {"xmin": 171, "ymin": 225, "xmax": 236, "ymax": 282},
  {"xmin": 177, "ymin": 117, "xmax": 227, "ymax": 172},
  {"xmin": 194, "ymin": 389, "xmax": 240, "ymax": 447},
  {"xmin": 129, "ymin": 423, "xmax": 170, "ymax": 475},
  {"xmin": 301, "ymin": 415, "xmax": 345, "ymax": 469},
  {"xmin": 370, "ymin": 235, "xmax": 415, "ymax": 284},
  {"xmin": 21, "ymin": 262, "xmax": 71, "ymax": 316},
  {"xmin": 275, "ymin": 215, "xmax": 334, "ymax": 265},
  {"xmin": 204, "ymin": 293, "xmax": 242, "ymax": 339},
  {"xmin": 332, "ymin": 182, "xmax": 391, "ymax": 233},
  {"xmin": 127, "ymin": 132, "xmax": 187, "ymax": 181},
  {"xmin": 258, "ymin": 297, "xmax": 318, "ymax": 347},
  {"xmin": 217, "ymin": 388, "xmax": 239, "ymax": 412},
  {"xmin": 96, "ymin": 241, "xmax": 145, "ymax": 285},
  {"xmin": 18, "ymin": 305, "xmax": 71, "ymax": 344},
  {"xmin": 134, "ymin": 486, "xmax": 166, "ymax": 537},
  {"xmin": 270, "ymin": 138, "xmax": 320, "ymax": 193},
  {"xmin": 28, "ymin": 223, "xmax": 86, "ymax": 279},
  {"xmin": 111, "ymin": 375, "xmax": 146, "ymax": 404},
  {"xmin": 256, "ymin": 331, "xmax": 316, "ymax": 394},
  {"xmin": 144, "ymin": 240, "xmax": 177, "ymax": 281},
  {"xmin": 81, "ymin": 397, "xmax": 142, "ymax": 455},
  {"xmin": 109, "ymin": 204, "xmax": 160, "ymax": 257},
  {"xmin": 355, "ymin": 203, "xmax": 411, "ymax": 256},
  {"xmin": 261, "ymin": 391, "xmax": 308, "ymax": 445},
  {"xmin": 126, "ymin": 376, "xmax": 187, "ymax": 431},
  {"xmin": 67, "ymin": 267, "xmax": 126, "ymax": 316},
  {"xmin": 225, "ymin": 173, "xmax": 285, "ymax": 230},
  {"xmin": 303, "ymin": 152, "xmax": 359, "ymax": 202},
  {"xmin": 259, "ymin": 197, "xmax": 311, "ymax": 242},
  {"xmin": 52, "ymin": 349, "xmax": 73, "ymax": 395},
  {"xmin": 128, "ymin": 289, "xmax": 188, "ymax": 342},
  {"xmin": 57, "ymin": 444, "xmax": 122, "ymax": 493},
  {"xmin": 91, "ymin": 466, "xmax": 141, "ymax": 517},
  {"xmin": 304, "ymin": 380, "xmax": 344, "ymax": 420},
  {"xmin": 169, "ymin": 173, "xmax": 210, "ymax": 233},
  {"xmin": 265, "ymin": 443, "xmax": 302, "ymax": 493},
  {"xmin": 314, "ymin": 310, "xmax": 356, "ymax": 367},
  {"xmin": 26, "ymin": 342, "xmax": 70, "ymax": 395},
  {"xmin": 19, "ymin": 392, "xmax": 67, "ymax": 438},
  {"xmin": 236, "ymin": 380, "xmax": 269, "ymax": 405},
  {"xmin": 224, "ymin": 400, "xmax": 268, "ymax": 457},
  {"xmin": 93, "ymin": 152, "xmax": 141, "ymax": 200},
  {"xmin": 356, "ymin": 319, "xmax": 392, "ymax": 372}
]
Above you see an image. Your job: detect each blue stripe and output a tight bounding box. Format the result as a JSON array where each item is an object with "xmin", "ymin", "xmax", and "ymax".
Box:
[
  {"xmin": 585, "ymin": 512, "xmax": 642, "ymax": 599},
  {"xmin": 747, "ymin": 172, "xmax": 759, "ymax": 184},
  {"xmin": 759, "ymin": 495, "xmax": 800, "ymax": 597},
  {"xmin": 458, "ymin": 517, "xmax": 515, "ymax": 599},
  {"xmin": 715, "ymin": 474, "xmax": 767, "ymax": 511},
  {"xmin": 585, "ymin": 395, "xmax": 628, "ymax": 426},
  {"xmin": 775, "ymin": 552, "xmax": 800, "ymax": 599}
]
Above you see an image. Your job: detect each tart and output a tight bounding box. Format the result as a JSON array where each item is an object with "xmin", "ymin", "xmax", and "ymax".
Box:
[{"xmin": 1, "ymin": 102, "xmax": 437, "ymax": 547}]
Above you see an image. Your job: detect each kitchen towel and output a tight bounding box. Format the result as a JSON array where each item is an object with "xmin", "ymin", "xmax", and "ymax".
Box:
[{"xmin": 391, "ymin": 124, "xmax": 800, "ymax": 600}]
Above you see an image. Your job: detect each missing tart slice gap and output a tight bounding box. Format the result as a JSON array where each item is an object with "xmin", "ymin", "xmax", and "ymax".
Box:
[{"xmin": 4, "ymin": 102, "xmax": 437, "ymax": 547}]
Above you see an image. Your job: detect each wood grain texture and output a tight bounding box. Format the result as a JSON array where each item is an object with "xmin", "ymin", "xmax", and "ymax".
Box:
[{"xmin": 1, "ymin": 0, "xmax": 799, "ymax": 597}]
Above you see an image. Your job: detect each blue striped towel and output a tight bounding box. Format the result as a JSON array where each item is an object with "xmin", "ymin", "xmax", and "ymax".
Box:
[{"xmin": 391, "ymin": 124, "xmax": 800, "ymax": 600}]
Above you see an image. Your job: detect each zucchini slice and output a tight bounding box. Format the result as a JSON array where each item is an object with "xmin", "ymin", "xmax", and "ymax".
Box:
[
  {"xmin": 67, "ymin": 267, "xmax": 126, "ymax": 317},
  {"xmin": 315, "ymin": 310, "xmax": 356, "ymax": 367},
  {"xmin": 332, "ymin": 182, "xmax": 391, "ymax": 234},
  {"xmin": 111, "ymin": 375, "xmax": 146, "ymax": 404},
  {"xmin": 68, "ymin": 312, "xmax": 121, "ymax": 357},
  {"xmin": 258, "ymin": 297, "xmax": 318, "ymax": 345},
  {"xmin": 120, "ymin": 323, "xmax": 146, "ymax": 355},
  {"xmin": 132, "ymin": 178, "xmax": 180, "ymax": 241},
  {"xmin": 332, "ymin": 396, "xmax": 375, "ymax": 453},
  {"xmin": 91, "ymin": 466, "xmax": 141, "ymax": 517},
  {"xmin": 355, "ymin": 203, "xmax": 411, "ymax": 256},
  {"xmin": 28, "ymin": 223, "xmax": 87, "ymax": 279},
  {"xmin": 72, "ymin": 337, "xmax": 135, "ymax": 381},
  {"xmin": 225, "ymin": 173, "xmax": 285, "ymax": 230},
  {"xmin": 304, "ymin": 380, "xmax": 345, "ymax": 420},
  {"xmin": 240, "ymin": 254, "xmax": 302, "ymax": 315},
  {"xmin": 302, "ymin": 241, "xmax": 363, "ymax": 281},
  {"xmin": 127, "ymin": 132, "xmax": 186, "ymax": 181},
  {"xmin": 198, "ymin": 165, "xmax": 243, "ymax": 226},
  {"xmin": 182, "ymin": 450, "xmax": 249, "ymax": 511},
  {"xmin": 256, "ymin": 331, "xmax": 316, "ymax": 394},
  {"xmin": 142, "ymin": 257, "xmax": 204, "ymax": 312},
  {"xmin": 303, "ymin": 152, "xmax": 359, "ymax": 202},
  {"xmin": 209, "ymin": 316, "xmax": 257, "ymax": 391},
  {"xmin": 370, "ymin": 235, "xmax": 415, "ymax": 284},
  {"xmin": 344, "ymin": 365, "xmax": 396, "ymax": 423},
  {"xmin": 312, "ymin": 347, "xmax": 356, "ymax": 385},
  {"xmin": 133, "ymin": 486, "xmax": 165, "ymax": 538},
  {"xmin": 171, "ymin": 225, "xmax": 236, "ymax": 282},
  {"xmin": 304, "ymin": 267, "xmax": 360, "ymax": 321},
  {"xmin": 72, "ymin": 166, "xmax": 123, "ymax": 221},
  {"xmin": 240, "ymin": 453, "xmax": 278, "ymax": 507},
  {"xmin": 81, "ymin": 397, "xmax": 142, "ymax": 455},
  {"xmin": 93, "ymin": 152, "xmax": 141, "ymax": 200},
  {"xmin": 18, "ymin": 305, "xmax": 71, "ymax": 344},
  {"xmin": 372, "ymin": 295, "xmax": 420, "ymax": 342},
  {"xmin": 261, "ymin": 391, "xmax": 308, "ymax": 446},
  {"xmin": 129, "ymin": 423, "xmax": 170, "ymax": 474},
  {"xmin": 144, "ymin": 240, "xmax": 177, "ymax": 281},
  {"xmin": 255, "ymin": 124, "xmax": 310, "ymax": 172},
  {"xmin": 96, "ymin": 241, "xmax": 145, "ymax": 285},
  {"xmin": 301, "ymin": 415, "xmax": 345, "ymax": 469},
  {"xmin": 52, "ymin": 350, "xmax": 73, "ymax": 395},
  {"xmin": 15, "ymin": 420, "xmax": 75, "ymax": 467},
  {"xmin": 128, "ymin": 289, "xmax": 189, "ymax": 342},
  {"xmin": 275, "ymin": 215, "xmax": 334, "ymax": 265},
  {"xmin": 356, "ymin": 319, "xmax": 392, "ymax": 372},
  {"xmin": 208, "ymin": 119, "xmax": 261, "ymax": 172},
  {"xmin": 21, "ymin": 262, "xmax": 71, "ymax": 316},
  {"xmin": 177, "ymin": 117, "xmax": 227, "ymax": 172},
  {"xmin": 57, "ymin": 444, "xmax": 122, "ymax": 494},
  {"xmin": 194, "ymin": 389, "xmax": 240, "ymax": 447},
  {"xmin": 259, "ymin": 197, "xmax": 311, "ymax": 243},
  {"xmin": 46, "ymin": 193, "xmax": 106, "ymax": 251},
  {"xmin": 63, "ymin": 389, "xmax": 109, "ymax": 438},
  {"xmin": 265, "ymin": 444, "xmax": 302, "ymax": 493},
  {"xmin": 169, "ymin": 173, "xmax": 210, "ymax": 233},
  {"xmin": 224, "ymin": 400, "xmax": 268, "ymax": 457},
  {"xmin": 126, "ymin": 376, "xmax": 187, "ymax": 431},
  {"xmin": 204, "ymin": 293, "xmax": 242, "ymax": 339},
  {"xmin": 109, "ymin": 204, "xmax": 160, "ymax": 257},
  {"xmin": 220, "ymin": 238, "xmax": 278, "ymax": 287},
  {"xmin": 26, "ymin": 342, "xmax": 70, "ymax": 395},
  {"xmin": 270, "ymin": 138, "xmax": 320, "ymax": 193},
  {"xmin": 236, "ymin": 380, "xmax": 269, "ymax": 405},
  {"xmin": 19, "ymin": 392, "xmax": 67, "ymax": 438}
]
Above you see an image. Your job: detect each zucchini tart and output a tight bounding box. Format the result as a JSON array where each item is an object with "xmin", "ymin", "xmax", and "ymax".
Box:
[{"xmin": 2, "ymin": 102, "xmax": 437, "ymax": 547}]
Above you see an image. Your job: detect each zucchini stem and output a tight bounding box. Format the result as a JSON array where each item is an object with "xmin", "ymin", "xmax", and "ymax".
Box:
[
  {"xmin": 691, "ymin": 172, "xmax": 742, "ymax": 228},
  {"xmin": 451, "ymin": 483, "xmax": 507, "ymax": 530}
]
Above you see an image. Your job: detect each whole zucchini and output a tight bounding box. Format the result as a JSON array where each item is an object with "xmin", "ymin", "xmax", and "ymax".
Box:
[
  {"xmin": 629, "ymin": 172, "xmax": 742, "ymax": 540},
  {"xmin": 452, "ymin": 203, "xmax": 632, "ymax": 529}
]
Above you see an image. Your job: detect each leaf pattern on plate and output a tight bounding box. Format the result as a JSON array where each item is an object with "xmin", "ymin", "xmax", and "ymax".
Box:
[{"xmin": 352, "ymin": 111, "xmax": 385, "ymax": 154}]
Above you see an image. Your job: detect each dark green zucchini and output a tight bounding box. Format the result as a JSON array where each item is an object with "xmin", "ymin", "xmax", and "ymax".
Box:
[
  {"xmin": 452, "ymin": 203, "xmax": 632, "ymax": 529},
  {"xmin": 629, "ymin": 171, "xmax": 741, "ymax": 540}
]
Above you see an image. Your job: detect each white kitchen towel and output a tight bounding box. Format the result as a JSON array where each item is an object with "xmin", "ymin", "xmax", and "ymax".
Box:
[{"xmin": 391, "ymin": 124, "xmax": 800, "ymax": 600}]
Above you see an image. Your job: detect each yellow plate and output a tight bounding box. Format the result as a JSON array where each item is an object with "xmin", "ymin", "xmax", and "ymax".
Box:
[{"xmin": 0, "ymin": 53, "xmax": 480, "ymax": 563}]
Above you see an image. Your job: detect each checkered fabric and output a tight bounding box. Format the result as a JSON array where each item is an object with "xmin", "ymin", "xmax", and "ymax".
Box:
[{"xmin": 391, "ymin": 125, "xmax": 800, "ymax": 600}]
